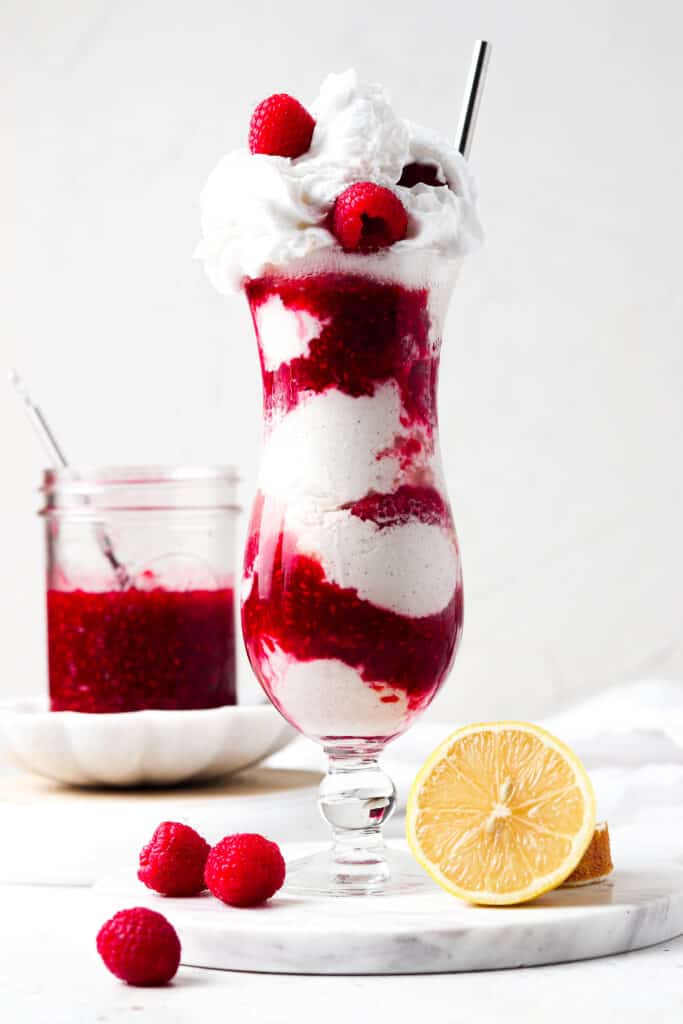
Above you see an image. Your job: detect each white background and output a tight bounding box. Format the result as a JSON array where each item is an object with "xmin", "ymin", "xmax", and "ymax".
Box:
[{"xmin": 2, "ymin": 0, "xmax": 682, "ymax": 721}]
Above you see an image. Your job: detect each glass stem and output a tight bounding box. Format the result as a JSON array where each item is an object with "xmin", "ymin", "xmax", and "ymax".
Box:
[{"xmin": 319, "ymin": 747, "xmax": 396, "ymax": 866}]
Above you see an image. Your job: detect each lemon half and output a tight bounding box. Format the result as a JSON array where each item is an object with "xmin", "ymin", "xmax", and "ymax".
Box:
[{"xmin": 406, "ymin": 721, "xmax": 596, "ymax": 905}]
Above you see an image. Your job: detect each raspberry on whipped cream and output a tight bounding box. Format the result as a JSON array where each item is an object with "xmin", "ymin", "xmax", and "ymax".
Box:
[
  {"xmin": 330, "ymin": 182, "xmax": 408, "ymax": 252},
  {"xmin": 195, "ymin": 69, "xmax": 482, "ymax": 293},
  {"xmin": 248, "ymin": 93, "xmax": 315, "ymax": 158}
]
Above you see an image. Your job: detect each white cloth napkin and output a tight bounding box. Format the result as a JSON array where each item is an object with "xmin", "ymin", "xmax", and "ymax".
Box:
[
  {"xmin": 268, "ymin": 679, "xmax": 683, "ymax": 858},
  {"xmin": 542, "ymin": 680, "xmax": 683, "ymax": 859}
]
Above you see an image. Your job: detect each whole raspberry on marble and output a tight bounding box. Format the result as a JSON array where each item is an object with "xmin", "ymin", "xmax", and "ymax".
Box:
[
  {"xmin": 138, "ymin": 821, "xmax": 210, "ymax": 897},
  {"xmin": 249, "ymin": 93, "xmax": 315, "ymax": 157},
  {"xmin": 96, "ymin": 907, "xmax": 181, "ymax": 986},
  {"xmin": 205, "ymin": 833, "xmax": 286, "ymax": 907},
  {"xmin": 331, "ymin": 182, "xmax": 408, "ymax": 252}
]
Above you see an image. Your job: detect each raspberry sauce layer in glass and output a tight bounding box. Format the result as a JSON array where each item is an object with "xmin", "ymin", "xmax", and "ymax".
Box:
[{"xmin": 241, "ymin": 258, "xmax": 463, "ymax": 743}]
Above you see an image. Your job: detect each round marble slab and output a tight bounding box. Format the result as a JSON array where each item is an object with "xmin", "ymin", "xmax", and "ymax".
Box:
[{"xmin": 94, "ymin": 841, "xmax": 683, "ymax": 974}]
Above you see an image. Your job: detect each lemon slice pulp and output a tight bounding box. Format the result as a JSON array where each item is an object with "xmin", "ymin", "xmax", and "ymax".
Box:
[{"xmin": 406, "ymin": 721, "xmax": 596, "ymax": 905}]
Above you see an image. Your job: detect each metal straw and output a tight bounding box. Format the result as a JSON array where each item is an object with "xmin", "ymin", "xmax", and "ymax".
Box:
[
  {"xmin": 456, "ymin": 40, "xmax": 492, "ymax": 158},
  {"xmin": 9, "ymin": 370, "xmax": 132, "ymax": 589}
]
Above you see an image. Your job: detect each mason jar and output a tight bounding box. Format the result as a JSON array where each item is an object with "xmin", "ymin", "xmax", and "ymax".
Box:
[{"xmin": 41, "ymin": 466, "xmax": 239, "ymax": 713}]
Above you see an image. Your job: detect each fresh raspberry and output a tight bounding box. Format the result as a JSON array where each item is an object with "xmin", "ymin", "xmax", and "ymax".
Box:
[
  {"xmin": 330, "ymin": 182, "xmax": 408, "ymax": 252},
  {"xmin": 249, "ymin": 94, "xmax": 315, "ymax": 158},
  {"xmin": 397, "ymin": 162, "xmax": 447, "ymax": 188},
  {"xmin": 138, "ymin": 821, "xmax": 210, "ymax": 897},
  {"xmin": 205, "ymin": 833, "xmax": 286, "ymax": 907},
  {"xmin": 96, "ymin": 907, "xmax": 181, "ymax": 986}
]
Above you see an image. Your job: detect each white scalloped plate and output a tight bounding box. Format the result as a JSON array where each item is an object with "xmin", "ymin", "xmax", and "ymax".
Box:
[{"xmin": 0, "ymin": 697, "xmax": 295, "ymax": 787}]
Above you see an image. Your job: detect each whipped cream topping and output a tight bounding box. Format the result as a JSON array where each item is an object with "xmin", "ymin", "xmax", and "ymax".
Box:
[{"xmin": 196, "ymin": 70, "xmax": 482, "ymax": 294}]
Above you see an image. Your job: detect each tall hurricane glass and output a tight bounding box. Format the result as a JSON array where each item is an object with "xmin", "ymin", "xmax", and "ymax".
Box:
[{"xmin": 241, "ymin": 250, "xmax": 463, "ymax": 896}]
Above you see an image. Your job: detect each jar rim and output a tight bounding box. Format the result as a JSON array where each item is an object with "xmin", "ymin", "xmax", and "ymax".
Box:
[{"xmin": 41, "ymin": 465, "xmax": 240, "ymax": 491}]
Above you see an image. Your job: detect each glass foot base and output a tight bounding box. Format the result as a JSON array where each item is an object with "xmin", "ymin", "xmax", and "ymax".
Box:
[{"xmin": 285, "ymin": 846, "xmax": 434, "ymax": 898}]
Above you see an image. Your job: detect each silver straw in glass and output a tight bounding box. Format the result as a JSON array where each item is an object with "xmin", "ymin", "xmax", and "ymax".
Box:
[{"xmin": 456, "ymin": 40, "xmax": 492, "ymax": 158}]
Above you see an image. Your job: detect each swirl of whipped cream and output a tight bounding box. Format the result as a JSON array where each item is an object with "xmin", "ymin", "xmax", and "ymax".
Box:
[{"xmin": 196, "ymin": 70, "xmax": 482, "ymax": 295}]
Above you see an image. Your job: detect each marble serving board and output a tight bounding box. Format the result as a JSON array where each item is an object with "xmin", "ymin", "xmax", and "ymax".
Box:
[
  {"xmin": 94, "ymin": 840, "xmax": 683, "ymax": 975},
  {"xmin": 0, "ymin": 768, "xmax": 322, "ymax": 885}
]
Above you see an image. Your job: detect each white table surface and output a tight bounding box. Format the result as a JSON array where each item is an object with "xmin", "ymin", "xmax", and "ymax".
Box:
[
  {"xmin": 2, "ymin": 883, "xmax": 683, "ymax": 1024},
  {"xmin": 4, "ymin": 681, "xmax": 683, "ymax": 1022}
]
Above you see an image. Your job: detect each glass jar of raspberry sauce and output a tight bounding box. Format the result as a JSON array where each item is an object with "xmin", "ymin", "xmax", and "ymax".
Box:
[{"xmin": 41, "ymin": 466, "xmax": 239, "ymax": 714}]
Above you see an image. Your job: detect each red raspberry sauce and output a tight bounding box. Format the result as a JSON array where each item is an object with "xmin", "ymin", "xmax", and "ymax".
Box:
[
  {"xmin": 246, "ymin": 272, "xmax": 437, "ymax": 427},
  {"xmin": 48, "ymin": 587, "xmax": 236, "ymax": 713},
  {"xmin": 242, "ymin": 532, "xmax": 462, "ymax": 724},
  {"xmin": 342, "ymin": 485, "xmax": 449, "ymax": 529},
  {"xmin": 243, "ymin": 270, "xmax": 461, "ymax": 738}
]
